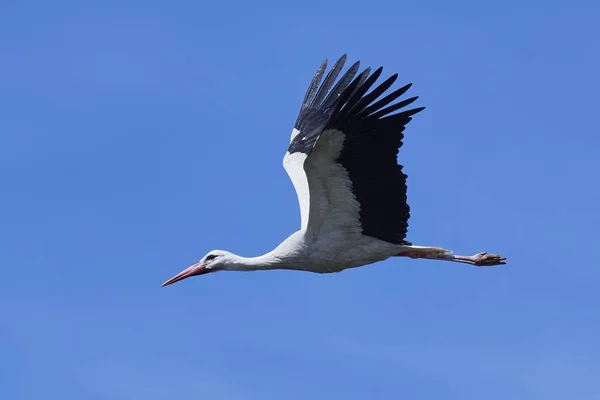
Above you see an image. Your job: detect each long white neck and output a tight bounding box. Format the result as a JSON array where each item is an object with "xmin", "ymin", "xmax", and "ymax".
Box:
[
  {"xmin": 224, "ymin": 232, "xmax": 305, "ymax": 272},
  {"xmin": 228, "ymin": 252, "xmax": 286, "ymax": 271}
]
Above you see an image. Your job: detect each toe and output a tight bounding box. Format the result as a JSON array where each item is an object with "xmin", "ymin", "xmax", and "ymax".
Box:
[{"xmin": 474, "ymin": 253, "xmax": 506, "ymax": 266}]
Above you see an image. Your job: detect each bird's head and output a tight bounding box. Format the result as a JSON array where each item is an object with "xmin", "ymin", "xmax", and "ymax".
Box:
[{"xmin": 161, "ymin": 250, "xmax": 235, "ymax": 287}]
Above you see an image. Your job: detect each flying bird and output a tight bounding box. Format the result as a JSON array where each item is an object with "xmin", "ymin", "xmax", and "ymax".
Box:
[{"xmin": 162, "ymin": 55, "xmax": 506, "ymax": 287}]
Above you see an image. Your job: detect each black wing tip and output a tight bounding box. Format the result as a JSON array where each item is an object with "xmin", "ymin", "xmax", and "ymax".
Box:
[
  {"xmin": 296, "ymin": 55, "xmax": 425, "ymax": 132},
  {"xmin": 312, "ymin": 59, "xmax": 328, "ymax": 82},
  {"xmin": 331, "ymin": 60, "xmax": 424, "ymax": 121},
  {"xmin": 406, "ymin": 106, "xmax": 426, "ymax": 116},
  {"xmin": 323, "ymin": 54, "xmax": 348, "ymax": 69},
  {"xmin": 360, "ymin": 66, "xmax": 372, "ymax": 78}
]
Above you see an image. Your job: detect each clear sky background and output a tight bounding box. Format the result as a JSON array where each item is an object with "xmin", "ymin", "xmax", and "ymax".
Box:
[{"xmin": 1, "ymin": 1, "xmax": 599, "ymax": 399}]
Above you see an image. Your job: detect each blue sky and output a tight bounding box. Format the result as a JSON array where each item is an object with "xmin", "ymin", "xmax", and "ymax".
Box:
[{"xmin": 1, "ymin": 0, "xmax": 599, "ymax": 398}]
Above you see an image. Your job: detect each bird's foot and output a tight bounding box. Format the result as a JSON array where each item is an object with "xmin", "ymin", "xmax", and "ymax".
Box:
[{"xmin": 454, "ymin": 252, "xmax": 506, "ymax": 266}]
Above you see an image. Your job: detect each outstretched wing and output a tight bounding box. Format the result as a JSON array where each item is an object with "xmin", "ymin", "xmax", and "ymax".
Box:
[{"xmin": 283, "ymin": 55, "xmax": 423, "ymax": 244}]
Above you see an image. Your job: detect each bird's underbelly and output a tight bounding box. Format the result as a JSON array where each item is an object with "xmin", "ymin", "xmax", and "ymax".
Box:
[{"xmin": 302, "ymin": 233, "xmax": 401, "ymax": 273}]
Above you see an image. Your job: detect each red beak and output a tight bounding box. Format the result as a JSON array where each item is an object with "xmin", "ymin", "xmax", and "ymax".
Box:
[{"xmin": 161, "ymin": 262, "xmax": 211, "ymax": 287}]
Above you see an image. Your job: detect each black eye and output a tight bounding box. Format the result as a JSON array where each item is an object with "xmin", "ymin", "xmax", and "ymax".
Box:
[{"xmin": 205, "ymin": 254, "xmax": 218, "ymax": 261}]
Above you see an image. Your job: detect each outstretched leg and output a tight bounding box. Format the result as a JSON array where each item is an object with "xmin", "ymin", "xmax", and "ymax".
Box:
[{"xmin": 396, "ymin": 246, "xmax": 506, "ymax": 267}]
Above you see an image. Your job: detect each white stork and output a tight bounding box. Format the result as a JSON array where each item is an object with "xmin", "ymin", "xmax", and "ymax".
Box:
[{"xmin": 162, "ymin": 55, "xmax": 506, "ymax": 287}]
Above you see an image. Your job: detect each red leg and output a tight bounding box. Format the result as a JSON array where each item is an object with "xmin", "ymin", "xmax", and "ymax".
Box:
[{"xmin": 397, "ymin": 251, "xmax": 506, "ymax": 266}]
